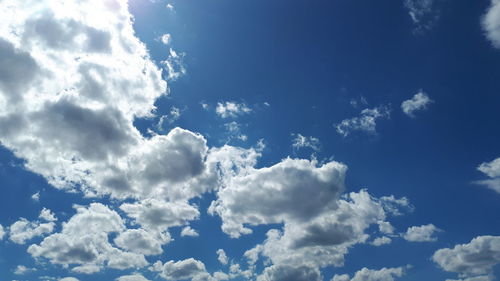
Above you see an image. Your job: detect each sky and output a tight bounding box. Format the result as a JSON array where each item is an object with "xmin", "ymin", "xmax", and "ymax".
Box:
[{"xmin": 1, "ymin": 0, "xmax": 500, "ymax": 280}]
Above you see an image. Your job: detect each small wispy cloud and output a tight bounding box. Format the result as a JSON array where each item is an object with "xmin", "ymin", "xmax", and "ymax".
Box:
[
  {"xmin": 404, "ymin": 0, "xmax": 440, "ymax": 33},
  {"xmin": 475, "ymin": 157, "xmax": 500, "ymax": 194},
  {"xmin": 216, "ymin": 101, "xmax": 252, "ymax": 118},
  {"xmin": 162, "ymin": 48, "xmax": 186, "ymax": 81},
  {"xmin": 291, "ymin": 133, "xmax": 321, "ymax": 152},
  {"xmin": 335, "ymin": 105, "xmax": 391, "ymax": 137},
  {"xmin": 401, "ymin": 91, "xmax": 433, "ymax": 117}
]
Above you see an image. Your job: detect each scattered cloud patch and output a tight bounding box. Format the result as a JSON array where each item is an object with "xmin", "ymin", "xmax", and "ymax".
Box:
[
  {"xmin": 335, "ymin": 106, "xmax": 391, "ymax": 137},
  {"xmin": 403, "ymin": 224, "xmax": 441, "ymax": 242},
  {"xmin": 433, "ymin": 236, "xmax": 500, "ymax": 279},
  {"xmin": 115, "ymin": 274, "xmax": 151, "ymax": 281},
  {"xmin": 216, "ymin": 101, "xmax": 252, "ymax": 118},
  {"xmin": 482, "ymin": 0, "xmax": 500, "ymax": 48},
  {"xmin": 371, "ymin": 236, "xmax": 392, "ymax": 246},
  {"xmin": 476, "ymin": 157, "xmax": 500, "ymax": 193},
  {"xmin": 180, "ymin": 226, "xmax": 199, "ymax": 237},
  {"xmin": 217, "ymin": 249, "xmax": 229, "ymax": 265},
  {"xmin": 14, "ymin": 265, "xmax": 36, "ymax": 275},
  {"xmin": 9, "ymin": 213, "xmax": 56, "ymax": 244},
  {"xmin": 291, "ymin": 134, "xmax": 321, "ymax": 152},
  {"xmin": 161, "ymin": 33, "xmax": 171, "ymax": 45},
  {"xmin": 331, "ymin": 266, "xmax": 407, "ymax": 281},
  {"xmin": 401, "ymin": 91, "xmax": 433, "ymax": 117},
  {"xmin": 404, "ymin": 0, "xmax": 440, "ymax": 32},
  {"xmin": 163, "ymin": 48, "xmax": 186, "ymax": 81}
]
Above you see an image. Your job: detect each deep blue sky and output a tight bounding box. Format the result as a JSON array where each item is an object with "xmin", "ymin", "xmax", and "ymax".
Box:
[{"xmin": 1, "ymin": 0, "xmax": 500, "ymax": 280}]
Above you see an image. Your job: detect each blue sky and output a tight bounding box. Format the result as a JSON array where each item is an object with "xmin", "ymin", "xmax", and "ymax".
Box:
[{"xmin": 1, "ymin": 0, "xmax": 500, "ymax": 280}]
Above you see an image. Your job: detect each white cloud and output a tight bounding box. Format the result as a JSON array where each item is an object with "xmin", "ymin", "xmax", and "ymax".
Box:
[
  {"xmin": 217, "ymin": 249, "xmax": 229, "ymax": 265},
  {"xmin": 403, "ymin": 224, "xmax": 441, "ymax": 242},
  {"xmin": 403, "ymin": 0, "xmax": 440, "ymax": 32},
  {"xmin": 59, "ymin": 278, "xmax": 80, "ymax": 281},
  {"xmin": 31, "ymin": 192, "xmax": 40, "ymax": 202},
  {"xmin": 180, "ymin": 226, "xmax": 199, "ymax": 237},
  {"xmin": 9, "ymin": 216, "xmax": 55, "ymax": 244},
  {"xmin": 14, "ymin": 265, "xmax": 36, "ymax": 275},
  {"xmin": 120, "ymin": 198, "xmax": 199, "ymax": 234},
  {"xmin": 153, "ymin": 258, "xmax": 212, "ymax": 281},
  {"xmin": 215, "ymin": 102, "xmax": 252, "ymax": 118},
  {"xmin": 476, "ymin": 157, "xmax": 500, "ymax": 193},
  {"xmin": 163, "ymin": 48, "xmax": 186, "ymax": 81},
  {"xmin": 291, "ymin": 134, "xmax": 321, "ymax": 152},
  {"xmin": 0, "ymin": 224, "xmax": 4, "ymax": 240},
  {"xmin": 433, "ymin": 236, "xmax": 500, "ymax": 278},
  {"xmin": 114, "ymin": 228, "xmax": 163, "ymax": 256},
  {"xmin": 331, "ymin": 266, "xmax": 406, "ymax": 281},
  {"xmin": 335, "ymin": 106, "xmax": 390, "ymax": 137},
  {"xmin": 483, "ymin": 0, "xmax": 500, "ymax": 48},
  {"xmin": 116, "ymin": 274, "xmax": 151, "ymax": 281},
  {"xmin": 0, "ymin": 0, "xmax": 218, "ymax": 204},
  {"xmin": 156, "ymin": 107, "xmax": 182, "ymax": 131},
  {"xmin": 401, "ymin": 91, "xmax": 433, "ymax": 117},
  {"xmin": 161, "ymin": 33, "xmax": 172, "ymax": 45},
  {"xmin": 223, "ymin": 121, "xmax": 248, "ymax": 143},
  {"xmin": 446, "ymin": 276, "xmax": 494, "ymax": 281},
  {"xmin": 39, "ymin": 208, "xmax": 57, "ymax": 222},
  {"xmin": 257, "ymin": 265, "xmax": 322, "ymax": 281},
  {"xmin": 28, "ymin": 203, "xmax": 148, "ymax": 274},
  {"xmin": 371, "ymin": 236, "xmax": 392, "ymax": 246}
]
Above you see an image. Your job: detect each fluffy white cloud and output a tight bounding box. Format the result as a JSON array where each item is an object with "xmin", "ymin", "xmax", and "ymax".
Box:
[
  {"xmin": 28, "ymin": 203, "xmax": 147, "ymax": 274},
  {"xmin": 0, "ymin": 224, "xmax": 4, "ymax": 240},
  {"xmin": 59, "ymin": 278, "xmax": 80, "ymax": 281},
  {"xmin": 331, "ymin": 266, "xmax": 406, "ymax": 281},
  {"xmin": 371, "ymin": 236, "xmax": 392, "ymax": 246},
  {"xmin": 476, "ymin": 157, "xmax": 500, "ymax": 193},
  {"xmin": 215, "ymin": 101, "xmax": 252, "ymax": 118},
  {"xmin": 180, "ymin": 226, "xmax": 199, "ymax": 237},
  {"xmin": 0, "ymin": 0, "xmax": 216, "ymax": 204},
  {"xmin": 154, "ymin": 258, "xmax": 211, "ymax": 281},
  {"xmin": 114, "ymin": 228, "xmax": 163, "ymax": 256},
  {"xmin": 116, "ymin": 274, "xmax": 151, "ymax": 281},
  {"xmin": 9, "ymin": 214, "xmax": 55, "ymax": 244},
  {"xmin": 209, "ymin": 157, "xmax": 347, "ymax": 238},
  {"xmin": 483, "ymin": 0, "xmax": 500, "ymax": 48},
  {"xmin": 335, "ymin": 106, "xmax": 390, "ymax": 137},
  {"xmin": 291, "ymin": 134, "xmax": 321, "ymax": 152},
  {"xmin": 120, "ymin": 198, "xmax": 199, "ymax": 234},
  {"xmin": 14, "ymin": 265, "xmax": 36, "ymax": 275},
  {"xmin": 403, "ymin": 224, "xmax": 441, "ymax": 242},
  {"xmin": 433, "ymin": 236, "xmax": 500, "ymax": 278},
  {"xmin": 217, "ymin": 249, "xmax": 229, "ymax": 265},
  {"xmin": 161, "ymin": 33, "xmax": 172, "ymax": 45},
  {"xmin": 39, "ymin": 208, "xmax": 57, "ymax": 222},
  {"xmin": 257, "ymin": 265, "xmax": 322, "ymax": 281},
  {"xmin": 401, "ymin": 91, "xmax": 433, "ymax": 117}
]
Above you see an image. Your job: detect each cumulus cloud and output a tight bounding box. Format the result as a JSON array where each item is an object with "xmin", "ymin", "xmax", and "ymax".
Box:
[
  {"xmin": 403, "ymin": 224, "xmax": 441, "ymax": 242},
  {"xmin": 14, "ymin": 265, "xmax": 36, "ymax": 275},
  {"xmin": 335, "ymin": 106, "xmax": 390, "ymax": 137},
  {"xmin": 291, "ymin": 134, "xmax": 321, "ymax": 152},
  {"xmin": 216, "ymin": 101, "xmax": 252, "ymax": 118},
  {"xmin": 180, "ymin": 226, "xmax": 199, "ymax": 237},
  {"xmin": 28, "ymin": 203, "xmax": 148, "ymax": 274},
  {"xmin": 476, "ymin": 157, "xmax": 500, "ymax": 193},
  {"xmin": 433, "ymin": 236, "xmax": 500, "ymax": 279},
  {"xmin": 403, "ymin": 0, "xmax": 440, "ymax": 32},
  {"xmin": 0, "ymin": 0, "xmax": 218, "ymax": 204},
  {"xmin": 217, "ymin": 249, "xmax": 229, "ymax": 265},
  {"xmin": 9, "ymin": 211, "xmax": 56, "ymax": 244},
  {"xmin": 371, "ymin": 236, "xmax": 392, "ymax": 246},
  {"xmin": 153, "ymin": 258, "xmax": 211, "ymax": 281},
  {"xmin": 116, "ymin": 274, "xmax": 151, "ymax": 281},
  {"xmin": 401, "ymin": 91, "xmax": 433, "ymax": 117},
  {"xmin": 331, "ymin": 266, "xmax": 406, "ymax": 281},
  {"xmin": 114, "ymin": 228, "xmax": 163, "ymax": 256},
  {"xmin": 483, "ymin": 0, "xmax": 500, "ymax": 48}
]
